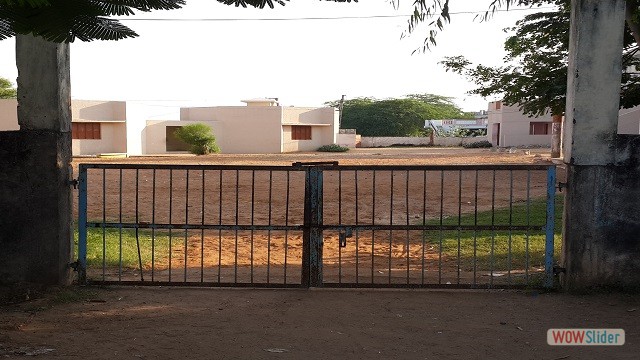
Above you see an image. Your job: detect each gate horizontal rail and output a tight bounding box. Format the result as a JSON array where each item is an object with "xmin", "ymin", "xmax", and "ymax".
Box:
[{"xmin": 77, "ymin": 162, "xmax": 557, "ymax": 289}]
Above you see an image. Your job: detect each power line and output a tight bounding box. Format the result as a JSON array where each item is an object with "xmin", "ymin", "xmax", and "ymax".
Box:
[{"xmin": 116, "ymin": 6, "xmax": 555, "ymax": 22}]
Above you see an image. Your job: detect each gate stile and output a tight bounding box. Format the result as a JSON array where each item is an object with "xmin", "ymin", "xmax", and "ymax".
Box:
[{"xmin": 78, "ymin": 162, "xmax": 557, "ymax": 289}]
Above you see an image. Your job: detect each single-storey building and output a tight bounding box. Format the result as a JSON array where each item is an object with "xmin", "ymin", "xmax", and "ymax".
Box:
[
  {"xmin": 487, "ymin": 100, "xmax": 640, "ymax": 147},
  {"xmin": 487, "ymin": 101, "xmax": 554, "ymax": 147},
  {"xmin": 0, "ymin": 98, "xmax": 341, "ymax": 155},
  {"xmin": 146, "ymin": 98, "xmax": 339, "ymax": 154}
]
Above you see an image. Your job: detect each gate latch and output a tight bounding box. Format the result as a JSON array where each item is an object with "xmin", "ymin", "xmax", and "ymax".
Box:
[
  {"xmin": 68, "ymin": 261, "xmax": 80, "ymax": 272},
  {"xmin": 339, "ymin": 228, "xmax": 353, "ymax": 248},
  {"xmin": 557, "ymin": 182, "xmax": 567, "ymax": 192}
]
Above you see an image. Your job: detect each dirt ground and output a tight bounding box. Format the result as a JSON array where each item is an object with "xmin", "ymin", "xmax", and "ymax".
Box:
[
  {"xmin": 74, "ymin": 148, "xmax": 561, "ymax": 286},
  {"xmin": 4, "ymin": 149, "xmax": 636, "ymax": 360},
  {"xmin": 0, "ymin": 287, "xmax": 638, "ymax": 359}
]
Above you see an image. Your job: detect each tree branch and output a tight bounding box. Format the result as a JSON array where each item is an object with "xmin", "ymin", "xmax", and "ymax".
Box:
[{"xmin": 626, "ymin": 0, "xmax": 640, "ymax": 46}]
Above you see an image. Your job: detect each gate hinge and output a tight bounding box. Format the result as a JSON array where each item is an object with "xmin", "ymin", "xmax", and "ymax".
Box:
[
  {"xmin": 557, "ymin": 182, "xmax": 567, "ymax": 192},
  {"xmin": 553, "ymin": 266, "xmax": 566, "ymax": 275},
  {"xmin": 69, "ymin": 261, "xmax": 80, "ymax": 272},
  {"xmin": 69, "ymin": 179, "xmax": 79, "ymax": 189}
]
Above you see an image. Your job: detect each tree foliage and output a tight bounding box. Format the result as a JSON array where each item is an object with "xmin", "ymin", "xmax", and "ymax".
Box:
[
  {"xmin": 393, "ymin": 1, "xmax": 640, "ymax": 53},
  {"xmin": 328, "ymin": 94, "xmax": 471, "ymax": 137},
  {"xmin": 0, "ymin": 0, "xmax": 357, "ymax": 42},
  {"xmin": 439, "ymin": 0, "xmax": 640, "ymax": 116},
  {"xmin": 174, "ymin": 123, "xmax": 220, "ymax": 155},
  {"xmin": 0, "ymin": 77, "xmax": 16, "ymax": 98}
]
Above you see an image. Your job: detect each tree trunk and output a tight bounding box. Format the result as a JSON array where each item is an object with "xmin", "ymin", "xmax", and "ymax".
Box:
[{"xmin": 551, "ymin": 114, "xmax": 563, "ymax": 158}]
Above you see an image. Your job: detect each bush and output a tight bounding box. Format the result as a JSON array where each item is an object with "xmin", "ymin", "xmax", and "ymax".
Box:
[
  {"xmin": 317, "ymin": 144, "xmax": 349, "ymax": 152},
  {"xmin": 174, "ymin": 123, "xmax": 220, "ymax": 155},
  {"xmin": 463, "ymin": 140, "xmax": 493, "ymax": 149}
]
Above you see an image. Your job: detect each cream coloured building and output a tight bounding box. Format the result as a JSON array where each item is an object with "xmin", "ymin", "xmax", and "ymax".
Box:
[
  {"xmin": 0, "ymin": 98, "xmax": 340, "ymax": 155},
  {"xmin": 487, "ymin": 100, "xmax": 640, "ymax": 147},
  {"xmin": 146, "ymin": 98, "xmax": 339, "ymax": 154}
]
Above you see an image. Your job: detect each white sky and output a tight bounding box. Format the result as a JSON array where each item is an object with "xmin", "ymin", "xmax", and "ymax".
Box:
[{"xmin": 0, "ymin": 0, "xmax": 554, "ymax": 112}]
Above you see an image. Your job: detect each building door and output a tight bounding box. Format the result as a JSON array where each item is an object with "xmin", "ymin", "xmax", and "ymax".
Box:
[{"xmin": 492, "ymin": 123, "xmax": 501, "ymax": 146}]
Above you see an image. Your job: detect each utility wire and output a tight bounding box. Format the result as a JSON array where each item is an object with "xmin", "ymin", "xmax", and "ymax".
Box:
[{"xmin": 116, "ymin": 6, "xmax": 555, "ymax": 22}]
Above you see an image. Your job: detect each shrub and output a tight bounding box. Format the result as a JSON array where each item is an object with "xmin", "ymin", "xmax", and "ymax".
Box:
[
  {"xmin": 174, "ymin": 123, "xmax": 220, "ymax": 155},
  {"xmin": 317, "ymin": 144, "xmax": 349, "ymax": 152},
  {"xmin": 463, "ymin": 140, "xmax": 493, "ymax": 149}
]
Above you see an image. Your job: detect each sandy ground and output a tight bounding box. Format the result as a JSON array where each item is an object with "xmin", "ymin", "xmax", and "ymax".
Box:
[
  {"xmin": 0, "ymin": 287, "xmax": 638, "ymax": 360},
  {"xmin": 74, "ymin": 148, "xmax": 560, "ymax": 287},
  {"xmin": 4, "ymin": 149, "xmax": 634, "ymax": 360}
]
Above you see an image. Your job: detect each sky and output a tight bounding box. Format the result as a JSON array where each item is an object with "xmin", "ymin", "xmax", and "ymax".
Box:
[{"xmin": 0, "ymin": 0, "xmax": 555, "ymax": 112}]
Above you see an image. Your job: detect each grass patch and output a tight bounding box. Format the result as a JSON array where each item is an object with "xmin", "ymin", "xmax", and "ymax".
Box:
[
  {"xmin": 75, "ymin": 227, "xmax": 183, "ymax": 269},
  {"xmin": 423, "ymin": 195, "xmax": 563, "ymax": 272}
]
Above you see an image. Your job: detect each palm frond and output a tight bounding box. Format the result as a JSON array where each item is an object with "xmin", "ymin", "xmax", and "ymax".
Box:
[
  {"xmin": 73, "ymin": 15, "xmax": 137, "ymax": 41},
  {"xmin": 97, "ymin": 0, "xmax": 185, "ymax": 12},
  {"xmin": 216, "ymin": 0, "xmax": 288, "ymax": 9}
]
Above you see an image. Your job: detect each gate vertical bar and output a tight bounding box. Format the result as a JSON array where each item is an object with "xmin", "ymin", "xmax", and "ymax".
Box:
[
  {"xmin": 77, "ymin": 165, "xmax": 88, "ymax": 284},
  {"xmin": 544, "ymin": 166, "xmax": 557, "ymax": 288},
  {"xmin": 302, "ymin": 166, "xmax": 323, "ymax": 287}
]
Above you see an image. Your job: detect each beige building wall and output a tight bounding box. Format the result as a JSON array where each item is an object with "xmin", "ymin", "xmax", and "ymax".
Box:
[
  {"xmin": 618, "ymin": 106, "xmax": 640, "ymax": 134},
  {"xmin": 281, "ymin": 107, "xmax": 338, "ymax": 152},
  {"xmin": 72, "ymin": 122, "xmax": 127, "ymax": 155},
  {"xmin": 0, "ymin": 99, "xmax": 126, "ymax": 155},
  {"xmin": 281, "ymin": 125, "xmax": 335, "ymax": 152},
  {"xmin": 488, "ymin": 101, "xmax": 640, "ymax": 146},
  {"xmin": 181, "ymin": 106, "xmax": 283, "ymax": 154},
  {"xmin": 71, "ymin": 100, "xmax": 126, "ymax": 122},
  {"xmin": 487, "ymin": 101, "xmax": 552, "ymax": 147},
  {"xmin": 0, "ymin": 99, "xmax": 19, "ymax": 131},
  {"xmin": 145, "ymin": 120, "xmax": 215, "ymax": 154}
]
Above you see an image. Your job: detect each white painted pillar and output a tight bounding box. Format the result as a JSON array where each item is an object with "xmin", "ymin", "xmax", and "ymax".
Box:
[{"xmin": 561, "ymin": 0, "xmax": 640, "ymax": 290}]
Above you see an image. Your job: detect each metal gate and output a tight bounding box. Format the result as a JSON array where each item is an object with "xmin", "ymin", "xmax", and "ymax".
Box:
[{"xmin": 77, "ymin": 163, "xmax": 556, "ymax": 288}]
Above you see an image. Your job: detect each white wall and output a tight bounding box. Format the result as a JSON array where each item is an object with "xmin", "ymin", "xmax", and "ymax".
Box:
[
  {"xmin": 434, "ymin": 136, "xmax": 488, "ymax": 147},
  {"xmin": 360, "ymin": 137, "xmax": 432, "ymax": 147},
  {"xmin": 359, "ymin": 136, "xmax": 487, "ymax": 147},
  {"xmin": 336, "ymin": 133, "xmax": 360, "ymax": 148},
  {"xmin": 127, "ymin": 102, "xmax": 179, "ymax": 155}
]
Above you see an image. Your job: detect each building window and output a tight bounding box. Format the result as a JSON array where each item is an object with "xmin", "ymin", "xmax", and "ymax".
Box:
[
  {"xmin": 72, "ymin": 122, "xmax": 101, "ymax": 139},
  {"xmin": 529, "ymin": 122, "xmax": 551, "ymax": 135},
  {"xmin": 166, "ymin": 126, "xmax": 191, "ymax": 151},
  {"xmin": 495, "ymin": 101, "xmax": 502, "ymax": 110},
  {"xmin": 291, "ymin": 125, "xmax": 312, "ymax": 140}
]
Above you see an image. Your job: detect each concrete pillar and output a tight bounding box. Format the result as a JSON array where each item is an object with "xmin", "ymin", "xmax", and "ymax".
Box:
[
  {"xmin": 562, "ymin": 0, "xmax": 640, "ymax": 291},
  {"xmin": 0, "ymin": 35, "xmax": 73, "ymax": 287}
]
